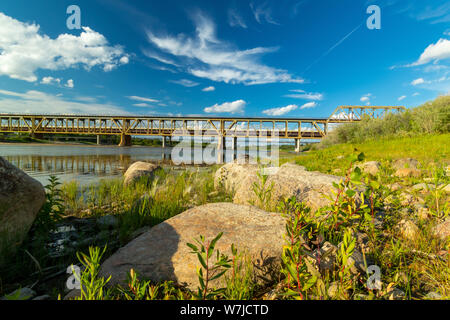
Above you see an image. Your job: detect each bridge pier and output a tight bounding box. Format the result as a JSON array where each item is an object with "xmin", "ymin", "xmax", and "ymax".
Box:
[
  {"xmin": 162, "ymin": 136, "xmax": 166, "ymax": 148},
  {"xmin": 119, "ymin": 134, "xmax": 132, "ymax": 147},
  {"xmin": 31, "ymin": 132, "xmax": 44, "ymax": 140},
  {"xmin": 97, "ymin": 135, "xmax": 101, "ymax": 145},
  {"xmin": 295, "ymin": 138, "xmax": 301, "ymax": 153},
  {"xmin": 217, "ymin": 135, "xmax": 226, "ymax": 164},
  {"xmin": 231, "ymin": 137, "xmax": 238, "ymax": 161}
]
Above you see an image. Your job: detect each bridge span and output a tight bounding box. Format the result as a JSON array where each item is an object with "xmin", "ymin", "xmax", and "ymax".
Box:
[{"xmin": 0, "ymin": 106, "xmax": 404, "ymax": 161}]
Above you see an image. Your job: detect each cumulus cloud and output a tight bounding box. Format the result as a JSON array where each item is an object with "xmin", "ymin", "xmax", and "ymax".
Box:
[
  {"xmin": 411, "ymin": 78, "xmax": 425, "ymax": 85},
  {"xmin": 65, "ymin": 79, "xmax": 74, "ymax": 88},
  {"xmin": 360, "ymin": 93, "xmax": 372, "ymax": 105},
  {"xmin": 41, "ymin": 77, "xmax": 61, "ymax": 85},
  {"xmin": 145, "ymin": 13, "xmax": 302, "ymax": 85},
  {"xmin": 202, "ymin": 86, "xmax": 215, "ymax": 92},
  {"xmin": 0, "ymin": 12, "xmax": 129, "ymax": 82},
  {"xmin": 204, "ymin": 99, "xmax": 246, "ymax": 114},
  {"xmin": 0, "ymin": 89, "xmax": 127, "ymax": 115},
  {"xmin": 398, "ymin": 95, "xmax": 406, "ymax": 101},
  {"xmin": 284, "ymin": 90, "xmax": 323, "ymax": 100},
  {"xmin": 409, "ymin": 38, "xmax": 450, "ymax": 66}
]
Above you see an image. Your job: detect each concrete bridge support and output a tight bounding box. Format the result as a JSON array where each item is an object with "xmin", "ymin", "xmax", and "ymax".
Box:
[
  {"xmin": 295, "ymin": 138, "xmax": 301, "ymax": 153},
  {"xmin": 119, "ymin": 134, "xmax": 132, "ymax": 147},
  {"xmin": 232, "ymin": 137, "xmax": 238, "ymax": 161},
  {"xmin": 217, "ymin": 135, "xmax": 226, "ymax": 164},
  {"xmin": 31, "ymin": 132, "xmax": 44, "ymax": 140},
  {"xmin": 97, "ymin": 135, "xmax": 101, "ymax": 145}
]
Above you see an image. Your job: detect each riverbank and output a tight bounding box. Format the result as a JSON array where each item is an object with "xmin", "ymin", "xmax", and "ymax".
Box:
[{"xmin": 0, "ymin": 132, "xmax": 448, "ymax": 300}]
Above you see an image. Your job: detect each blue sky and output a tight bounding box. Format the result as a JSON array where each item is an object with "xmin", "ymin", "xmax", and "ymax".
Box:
[{"xmin": 0, "ymin": 0, "xmax": 449, "ymax": 118}]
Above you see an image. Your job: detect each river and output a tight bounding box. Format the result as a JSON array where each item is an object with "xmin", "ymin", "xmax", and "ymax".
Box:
[{"xmin": 0, "ymin": 143, "xmax": 173, "ymax": 185}]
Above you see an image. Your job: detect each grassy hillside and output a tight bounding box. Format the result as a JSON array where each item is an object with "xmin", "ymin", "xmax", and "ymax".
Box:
[
  {"xmin": 319, "ymin": 95, "xmax": 449, "ymax": 147},
  {"xmin": 282, "ymin": 134, "xmax": 449, "ymax": 174}
]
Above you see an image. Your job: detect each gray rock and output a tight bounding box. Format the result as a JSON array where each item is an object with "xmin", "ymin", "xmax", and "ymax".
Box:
[
  {"xmin": 99, "ymin": 203, "xmax": 287, "ymax": 290},
  {"xmin": 432, "ymin": 218, "xmax": 450, "ymax": 241},
  {"xmin": 392, "ymin": 158, "xmax": 419, "ymax": 170},
  {"xmin": 385, "ymin": 287, "xmax": 405, "ymax": 300},
  {"xmin": 394, "ymin": 168, "xmax": 421, "ymax": 178},
  {"xmin": 123, "ymin": 161, "xmax": 160, "ymax": 186},
  {"xmin": 218, "ymin": 162, "xmax": 343, "ymax": 212},
  {"xmin": 425, "ymin": 292, "xmax": 442, "ymax": 300},
  {"xmin": 396, "ymin": 219, "xmax": 419, "ymax": 241},
  {"xmin": 361, "ymin": 161, "xmax": 381, "ymax": 176},
  {"xmin": 0, "ymin": 157, "xmax": 46, "ymax": 266}
]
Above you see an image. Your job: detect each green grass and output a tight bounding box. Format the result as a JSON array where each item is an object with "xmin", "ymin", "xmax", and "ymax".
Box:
[{"xmin": 281, "ymin": 134, "xmax": 449, "ymax": 174}]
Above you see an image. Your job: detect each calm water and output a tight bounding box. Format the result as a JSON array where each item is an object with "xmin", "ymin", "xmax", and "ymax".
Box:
[{"xmin": 0, "ymin": 143, "xmax": 173, "ymax": 185}]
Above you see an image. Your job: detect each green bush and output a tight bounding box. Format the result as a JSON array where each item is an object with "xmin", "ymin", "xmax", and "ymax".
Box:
[{"xmin": 320, "ymin": 95, "xmax": 450, "ymax": 147}]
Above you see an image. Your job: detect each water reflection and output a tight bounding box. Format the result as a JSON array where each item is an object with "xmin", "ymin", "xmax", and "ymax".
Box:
[{"xmin": 0, "ymin": 144, "xmax": 171, "ymax": 185}]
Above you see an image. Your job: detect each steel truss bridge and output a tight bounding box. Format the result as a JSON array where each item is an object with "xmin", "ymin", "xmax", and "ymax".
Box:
[{"xmin": 0, "ymin": 106, "xmax": 405, "ymax": 160}]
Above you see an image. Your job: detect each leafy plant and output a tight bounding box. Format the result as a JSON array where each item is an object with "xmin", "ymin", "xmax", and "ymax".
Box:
[
  {"xmin": 251, "ymin": 166, "xmax": 275, "ymax": 210},
  {"xmin": 73, "ymin": 246, "xmax": 111, "ymax": 300},
  {"xmin": 34, "ymin": 175, "xmax": 65, "ymax": 233},
  {"xmin": 186, "ymin": 232, "xmax": 232, "ymax": 300},
  {"xmin": 222, "ymin": 245, "xmax": 256, "ymax": 300},
  {"xmin": 279, "ymin": 198, "xmax": 319, "ymax": 300}
]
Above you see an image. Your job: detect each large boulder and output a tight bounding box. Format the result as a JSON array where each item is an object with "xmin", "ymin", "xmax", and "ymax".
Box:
[
  {"xmin": 123, "ymin": 161, "xmax": 160, "ymax": 186},
  {"xmin": 392, "ymin": 158, "xmax": 419, "ymax": 170},
  {"xmin": 220, "ymin": 163, "xmax": 342, "ymax": 212},
  {"xmin": 432, "ymin": 218, "xmax": 450, "ymax": 241},
  {"xmin": 394, "ymin": 168, "xmax": 421, "ymax": 178},
  {"xmin": 99, "ymin": 203, "xmax": 286, "ymax": 289},
  {"xmin": 0, "ymin": 157, "xmax": 46, "ymax": 265},
  {"xmin": 214, "ymin": 162, "xmax": 258, "ymax": 193},
  {"xmin": 360, "ymin": 161, "xmax": 381, "ymax": 176}
]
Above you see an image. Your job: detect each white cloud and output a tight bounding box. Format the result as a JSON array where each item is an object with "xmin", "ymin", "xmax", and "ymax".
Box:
[
  {"xmin": 284, "ymin": 90, "xmax": 323, "ymax": 100},
  {"xmin": 145, "ymin": 13, "xmax": 302, "ymax": 85},
  {"xmin": 228, "ymin": 9, "xmax": 247, "ymax": 28},
  {"xmin": 398, "ymin": 95, "xmax": 406, "ymax": 101},
  {"xmin": 262, "ymin": 101, "xmax": 317, "ymax": 116},
  {"xmin": 0, "ymin": 89, "xmax": 127, "ymax": 115},
  {"xmin": 133, "ymin": 103, "xmax": 153, "ymax": 107},
  {"xmin": 142, "ymin": 50, "xmax": 180, "ymax": 67},
  {"xmin": 204, "ymin": 99, "xmax": 246, "ymax": 114},
  {"xmin": 262, "ymin": 104, "xmax": 298, "ymax": 116},
  {"xmin": 299, "ymin": 101, "xmax": 317, "ymax": 109},
  {"xmin": 127, "ymin": 95, "xmax": 159, "ymax": 103},
  {"xmin": 41, "ymin": 76, "xmax": 61, "ymax": 85},
  {"xmin": 411, "ymin": 78, "xmax": 425, "ymax": 85},
  {"xmin": 202, "ymin": 86, "xmax": 215, "ymax": 92},
  {"xmin": 170, "ymin": 79, "xmax": 199, "ymax": 87},
  {"xmin": 0, "ymin": 12, "xmax": 129, "ymax": 82},
  {"xmin": 250, "ymin": 2, "xmax": 279, "ymax": 25},
  {"xmin": 410, "ymin": 38, "xmax": 450, "ymax": 66},
  {"xmin": 65, "ymin": 79, "xmax": 74, "ymax": 88},
  {"xmin": 415, "ymin": 3, "xmax": 450, "ymax": 24},
  {"xmin": 412, "ymin": 92, "xmax": 420, "ymax": 96},
  {"xmin": 360, "ymin": 93, "xmax": 372, "ymax": 105}
]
